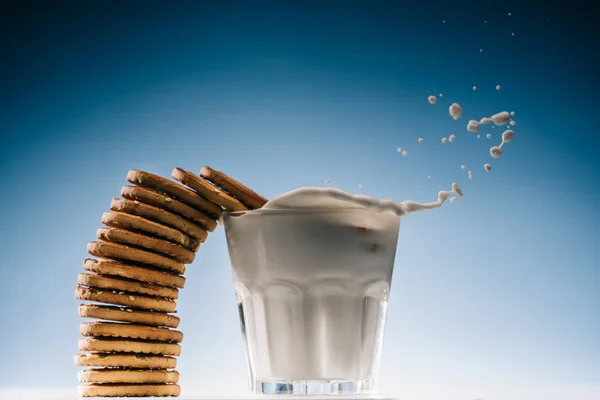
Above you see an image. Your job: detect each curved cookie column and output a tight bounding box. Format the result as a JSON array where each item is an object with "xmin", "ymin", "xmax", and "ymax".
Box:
[{"xmin": 74, "ymin": 167, "xmax": 266, "ymax": 397}]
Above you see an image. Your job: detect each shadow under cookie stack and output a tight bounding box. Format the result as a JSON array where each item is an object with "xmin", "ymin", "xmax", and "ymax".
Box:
[{"xmin": 75, "ymin": 166, "xmax": 267, "ymax": 398}]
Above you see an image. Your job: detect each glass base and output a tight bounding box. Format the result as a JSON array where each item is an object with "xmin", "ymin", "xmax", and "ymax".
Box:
[{"xmin": 255, "ymin": 379, "xmax": 375, "ymax": 395}]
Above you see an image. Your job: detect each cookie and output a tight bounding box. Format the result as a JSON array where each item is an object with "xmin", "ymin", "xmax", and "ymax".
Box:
[
  {"xmin": 102, "ymin": 210, "xmax": 200, "ymax": 251},
  {"xmin": 74, "ymin": 353, "xmax": 177, "ymax": 369},
  {"xmin": 78, "ymin": 338, "xmax": 181, "ymax": 356},
  {"xmin": 78, "ymin": 383, "xmax": 181, "ymax": 397},
  {"xmin": 87, "ymin": 241, "xmax": 185, "ymax": 275},
  {"xmin": 78, "ymin": 369, "xmax": 179, "ymax": 384},
  {"xmin": 79, "ymin": 304, "xmax": 180, "ymax": 328},
  {"xmin": 172, "ymin": 168, "xmax": 247, "ymax": 211},
  {"xmin": 83, "ymin": 259, "xmax": 185, "ymax": 289},
  {"xmin": 200, "ymin": 165, "xmax": 268, "ymax": 209},
  {"xmin": 80, "ymin": 322, "xmax": 183, "ymax": 343},
  {"xmin": 110, "ymin": 198, "xmax": 208, "ymax": 242},
  {"xmin": 78, "ymin": 273, "xmax": 179, "ymax": 300},
  {"xmin": 75, "ymin": 287, "xmax": 176, "ymax": 313},
  {"xmin": 127, "ymin": 169, "xmax": 222, "ymax": 219},
  {"xmin": 121, "ymin": 185, "xmax": 217, "ymax": 232},
  {"xmin": 97, "ymin": 227, "xmax": 196, "ymax": 264}
]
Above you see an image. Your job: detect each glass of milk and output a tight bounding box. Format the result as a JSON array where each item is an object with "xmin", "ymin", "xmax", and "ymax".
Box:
[{"xmin": 223, "ymin": 206, "xmax": 400, "ymax": 395}]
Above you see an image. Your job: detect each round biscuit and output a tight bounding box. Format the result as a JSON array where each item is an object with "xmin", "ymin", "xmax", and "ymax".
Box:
[
  {"xmin": 79, "ymin": 304, "xmax": 180, "ymax": 328},
  {"xmin": 102, "ymin": 210, "xmax": 200, "ymax": 251},
  {"xmin": 74, "ymin": 353, "xmax": 177, "ymax": 369},
  {"xmin": 78, "ymin": 338, "xmax": 181, "ymax": 356},
  {"xmin": 75, "ymin": 287, "xmax": 176, "ymax": 313},
  {"xmin": 78, "ymin": 369, "xmax": 179, "ymax": 384},
  {"xmin": 80, "ymin": 322, "xmax": 183, "ymax": 343},
  {"xmin": 121, "ymin": 185, "xmax": 217, "ymax": 231},
  {"xmin": 78, "ymin": 273, "xmax": 178, "ymax": 299},
  {"xmin": 87, "ymin": 241, "xmax": 185, "ymax": 275},
  {"xmin": 97, "ymin": 227, "xmax": 195, "ymax": 264},
  {"xmin": 110, "ymin": 198, "xmax": 208, "ymax": 242},
  {"xmin": 83, "ymin": 259, "xmax": 185, "ymax": 289},
  {"xmin": 127, "ymin": 169, "xmax": 222, "ymax": 218},
  {"xmin": 78, "ymin": 383, "xmax": 180, "ymax": 397}
]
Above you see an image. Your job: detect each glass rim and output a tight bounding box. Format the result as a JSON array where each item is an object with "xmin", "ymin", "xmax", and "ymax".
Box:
[{"xmin": 223, "ymin": 206, "xmax": 398, "ymax": 216}]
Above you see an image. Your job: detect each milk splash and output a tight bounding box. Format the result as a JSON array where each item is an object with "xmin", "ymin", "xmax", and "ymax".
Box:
[{"xmin": 263, "ymin": 183, "xmax": 463, "ymax": 217}]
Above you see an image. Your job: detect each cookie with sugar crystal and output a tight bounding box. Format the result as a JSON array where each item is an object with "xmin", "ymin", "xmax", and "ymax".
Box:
[
  {"xmin": 75, "ymin": 286, "xmax": 176, "ymax": 313},
  {"xmin": 87, "ymin": 241, "xmax": 185, "ymax": 275},
  {"xmin": 97, "ymin": 227, "xmax": 196, "ymax": 264},
  {"xmin": 79, "ymin": 304, "xmax": 180, "ymax": 328},
  {"xmin": 172, "ymin": 167, "xmax": 248, "ymax": 211},
  {"xmin": 83, "ymin": 259, "xmax": 185, "ymax": 289},
  {"xmin": 78, "ymin": 384, "xmax": 181, "ymax": 398},
  {"xmin": 78, "ymin": 273, "xmax": 179, "ymax": 299},
  {"xmin": 126, "ymin": 169, "xmax": 222, "ymax": 219},
  {"xmin": 110, "ymin": 198, "xmax": 208, "ymax": 243},
  {"xmin": 102, "ymin": 210, "xmax": 200, "ymax": 251},
  {"xmin": 74, "ymin": 353, "xmax": 177, "ymax": 369},
  {"xmin": 80, "ymin": 322, "xmax": 183, "ymax": 343},
  {"xmin": 78, "ymin": 369, "xmax": 179, "ymax": 384},
  {"xmin": 121, "ymin": 185, "xmax": 217, "ymax": 232},
  {"xmin": 78, "ymin": 338, "xmax": 181, "ymax": 356}
]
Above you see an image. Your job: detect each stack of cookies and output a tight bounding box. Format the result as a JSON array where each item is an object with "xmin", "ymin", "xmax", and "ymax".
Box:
[{"xmin": 75, "ymin": 166, "xmax": 267, "ymax": 398}]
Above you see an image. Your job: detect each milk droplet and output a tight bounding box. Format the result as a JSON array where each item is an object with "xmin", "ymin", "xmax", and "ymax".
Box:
[
  {"xmin": 442, "ymin": 137, "xmax": 448, "ymax": 143},
  {"xmin": 496, "ymin": 85, "xmax": 501, "ymax": 90},
  {"xmin": 502, "ymin": 130, "xmax": 514, "ymax": 142},
  {"xmin": 491, "ymin": 111, "xmax": 511, "ymax": 125},
  {"xmin": 325, "ymin": 180, "xmax": 331, "ymax": 184},
  {"xmin": 477, "ymin": 134, "xmax": 480, "ymax": 138},
  {"xmin": 484, "ymin": 164, "xmax": 492, "ymax": 172},
  {"xmin": 510, "ymin": 120, "xmax": 516, "ymax": 126},
  {"xmin": 427, "ymin": 175, "xmax": 431, "ymax": 179},
  {"xmin": 511, "ymin": 32, "xmax": 515, "ymax": 36},
  {"xmin": 508, "ymin": 12, "xmax": 512, "ymax": 16},
  {"xmin": 450, "ymin": 197, "xmax": 458, "ymax": 203},
  {"xmin": 452, "ymin": 183, "xmax": 463, "ymax": 196},
  {"xmin": 428, "ymin": 95, "xmax": 437, "ymax": 104},
  {"xmin": 479, "ymin": 49, "xmax": 483, "ymax": 53},
  {"xmin": 486, "ymin": 133, "xmax": 492, "ymax": 139},
  {"xmin": 358, "ymin": 184, "xmax": 362, "ymax": 188},
  {"xmin": 467, "ymin": 120, "xmax": 480, "ymax": 132},
  {"xmin": 490, "ymin": 146, "xmax": 503, "ymax": 158},
  {"xmin": 402, "ymin": 150, "xmax": 408, "ymax": 156},
  {"xmin": 468, "ymin": 170, "xmax": 472, "ymax": 175},
  {"xmin": 473, "ymin": 85, "xmax": 478, "ymax": 90},
  {"xmin": 468, "ymin": 175, "xmax": 473, "ymax": 179},
  {"xmin": 418, "ymin": 138, "xmax": 424, "ymax": 143},
  {"xmin": 510, "ymin": 111, "xmax": 515, "ymax": 116},
  {"xmin": 449, "ymin": 103, "xmax": 462, "ymax": 120},
  {"xmin": 461, "ymin": 165, "xmax": 466, "ymax": 169},
  {"xmin": 449, "ymin": 134, "xmax": 456, "ymax": 142},
  {"xmin": 439, "ymin": 93, "xmax": 443, "ymax": 97},
  {"xmin": 397, "ymin": 147, "xmax": 403, "ymax": 153},
  {"xmin": 480, "ymin": 117, "xmax": 491, "ymax": 124}
]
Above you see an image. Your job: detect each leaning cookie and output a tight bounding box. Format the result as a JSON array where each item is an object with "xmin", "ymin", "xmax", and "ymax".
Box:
[
  {"xmin": 110, "ymin": 198, "xmax": 208, "ymax": 243},
  {"xmin": 87, "ymin": 241, "xmax": 185, "ymax": 275},
  {"xmin": 83, "ymin": 259, "xmax": 185, "ymax": 289}
]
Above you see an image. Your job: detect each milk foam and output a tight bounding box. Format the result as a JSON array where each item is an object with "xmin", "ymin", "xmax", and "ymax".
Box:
[{"xmin": 263, "ymin": 183, "xmax": 463, "ymax": 217}]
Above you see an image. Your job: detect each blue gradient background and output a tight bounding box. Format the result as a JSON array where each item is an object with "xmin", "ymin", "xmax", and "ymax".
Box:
[{"xmin": 1, "ymin": 1, "xmax": 598, "ymax": 399}]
